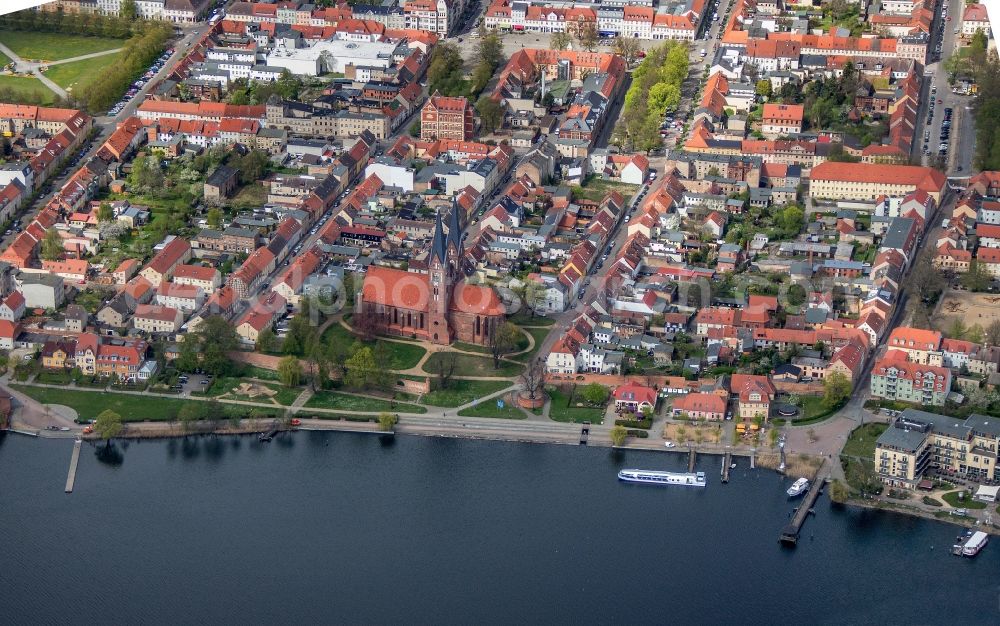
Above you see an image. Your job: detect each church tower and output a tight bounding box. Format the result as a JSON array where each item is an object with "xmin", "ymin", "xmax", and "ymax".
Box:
[
  {"xmin": 427, "ymin": 211, "xmax": 452, "ymax": 344},
  {"xmin": 446, "ymin": 202, "xmax": 464, "ymax": 268}
]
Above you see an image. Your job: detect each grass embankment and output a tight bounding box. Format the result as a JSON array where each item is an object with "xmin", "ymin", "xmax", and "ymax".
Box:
[
  {"xmin": 44, "ymin": 53, "xmax": 121, "ymax": 94},
  {"xmin": 320, "ymin": 322, "xmax": 426, "ymax": 371},
  {"xmin": 547, "ymin": 386, "xmax": 605, "ymax": 424},
  {"xmin": 457, "ymin": 399, "xmax": 527, "ymax": 419},
  {"xmin": 303, "ymin": 390, "xmax": 426, "ymax": 414},
  {"xmin": 422, "ymin": 352, "xmax": 522, "ymax": 378},
  {"xmin": 10, "ymin": 385, "xmax": 284, "ymax": 422},
  {"xmin": 0, "ymin": 75, "xmax": 54, "ymax": 104},
  {"xmin": 941, "ymin": 490, "xmax": 987, "ymax": 510},
  {"xmin": 420, "ymin": 379, "xmax": 511, "ymax": 407},
  {"xmin": 0, "ymin": 29, "xmax": 125, "ymax": 61},
  {"xmin": 840, "ymin": 423, "xmax": 887, "ymax": 492}
]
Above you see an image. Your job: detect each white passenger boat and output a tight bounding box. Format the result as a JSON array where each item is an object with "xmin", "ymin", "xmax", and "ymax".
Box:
[
  {"xmin": 961, "ymin": 531, "xmax": 989, "ymax": 557},
  {"xmin": 617, "ymin": 469, "xmax": 706, "ymax": 487},
  {"xmin": 786, "ymin": 477, "xmax": 810, "ymax": 497}
]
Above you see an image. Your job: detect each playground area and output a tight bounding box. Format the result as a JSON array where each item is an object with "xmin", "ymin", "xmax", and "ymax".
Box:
[{"xmin": 933, "ymin": 289, "xmax": 1000, "ymax": 332}]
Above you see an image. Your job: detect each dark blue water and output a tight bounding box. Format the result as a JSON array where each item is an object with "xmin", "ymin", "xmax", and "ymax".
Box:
[{"xmin": 1, "ymin": 431, "xmax": 997, "ymax": 624}]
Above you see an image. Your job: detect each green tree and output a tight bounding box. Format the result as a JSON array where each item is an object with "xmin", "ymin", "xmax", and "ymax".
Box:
[
  {"xmin": 613, "ymin": 37, "xmax": 642, "ymax": 66},
  {"xmin": 822, "ymin": 372, "xmax": 851, "ymax": 409},
  {"xmin": 829, "ymin": 479, "xmax": 848, "ymax": 503},
  {"xmin": 344, "ymin": 346, "xmax": 377, "ymax": 390},
  {"xmin": 175, "ymin": 337, "xmax": 199, "ymax": 372},
  {"xmin": 488, "ymin": 322, "xmax": 520, "ymax": 369},
  {"xmin": 580, "ymin": 383, "xmax": 609, "ymax": 405},
  {"xmin": 41, "ymin": 228, "xmax": 63, "ymax": 261},
  {"xmin": 278, "ymin": 355, "xmax": 303, "ymax": 388},
  {"xmin": 476, "ymin": 95, "xmax": 504, "ymax": 134},
  {"xmin": 121, "ymin": 0, "xmax": 138, "ymax": 20},
  {"xmin": 777, "ymin": 204, "xmax": 804, "ymax": 232},
  {"xmin": 256, "ymin": 328, "xmax": 276, "ymax": 353},
  {"xmin": 96, "ymin": 202, "xmax": 114, "ymax": 223},
  {"xmin": 378, "ymin": 411, "xmax": 397, "ymax": 432},
  {"xmin": 610, "ymin": 424, "xmax": 628, "ymax": 446},
  {"xmin": 551, "ymin": 31, "xmax": 572, "ymax": 51},
  {"xmin": 986, "ymin": 319, "xmax": 1000, "ymax": 346},
  {"xmin": 961, "ymin": 259, "xmax": 991, "ymax": 292},
  {"xmin": 192, "ymin": 316, "xmax": 239, "ymax": 376},
  {"xmin": 476, "ymin": 27, "xmax": 504, "ymax": 70},
  {"xmin": 948, "ymin": 317, "xmax": 967, "ymax": 340},
  {"xmin": 786, "ymin": 283, "xmax": 806, "ymax": 307},
  {"xmin": 576, "ymin": 21, "xmax": 599, "ymax": 52},
  {"xmin": 94, "ymin": 409, "xmax": 123, "ymax": 440},
  {"xmin": 206, "ymin": 207, "xmax": 223, "ymax": 229},
  {"xmin": 755, "ymin": 79, "xmax": 772, "ymax": 98}
]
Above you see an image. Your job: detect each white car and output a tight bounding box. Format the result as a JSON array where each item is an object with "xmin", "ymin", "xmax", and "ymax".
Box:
[{"xmin": 664, "ymin": 441, "xmax": 676, "ymax": 448}]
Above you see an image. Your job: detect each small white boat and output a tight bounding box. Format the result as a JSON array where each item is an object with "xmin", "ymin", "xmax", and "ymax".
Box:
[
  {"xmin": 618, "ymin": 469, "xmax": 706, "ymax": 487},
  {"xmin": 786, "ymin": 477, "xmax": 810, "ymax": 497}
]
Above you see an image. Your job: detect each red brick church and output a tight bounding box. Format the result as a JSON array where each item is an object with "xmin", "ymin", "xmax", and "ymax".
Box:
[{"xmin": 359, "ymin": 209, "xmax": 505, "ymax": 345}]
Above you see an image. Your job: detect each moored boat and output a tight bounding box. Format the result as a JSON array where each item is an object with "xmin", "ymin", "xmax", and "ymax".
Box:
[
  {"xmin": 618, "ymin": 469, "xmax": 706, "ymax": 487},
  {"xmin": 961, "ymin": 531, "xmax": 988, "ymax": 557},
  {"xmin": 786, "ymin": 478, "xmax": 810, "ymax": 497}
]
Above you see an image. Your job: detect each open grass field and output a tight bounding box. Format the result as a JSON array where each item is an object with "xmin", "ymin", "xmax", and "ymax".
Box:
[
  {"xmin": 321, "ymin": 322, "xmax": 427, "ymax": 371},
  {"xmin": 13, "ymin": 385, "xmax": 200, "ymax": 422},
  {"xmin": 303, "ymin": 391, "xmax": 426, "ymax": 414},
  {"xmin": 420, "ymin": 379, "xmax": 511, "ymax": 407},
  {"xmin": 0, "ymin": 30, "xmax": 125, "ymax": 61},
  {"xmin": 547, "ymin": 386, "xmax": 606, "ymax": 424},
  {"xmin": 0, "ymin": 74, "xmax": 54, "ymax": 104},
  {"xmin": 932, "ymin": 289, "xmax": 1000, "ymax": 334},
  {"xmin": 512, "ymin": 327, "xmax": 552, "ymax": 363},
  {"xmin": 422, "ymin": 352, "xmax": 522, "ymax": 378},
  {"xmin": 457, "ymin": 397, "xmax": 526, "ymax": 419},
  {"xmin": 569, "ymin": 176, "xmax": 640, "ymax": 205},
  {"xmin": 43, "ymin": 52, "xmax": 121, "ymax": 94}
]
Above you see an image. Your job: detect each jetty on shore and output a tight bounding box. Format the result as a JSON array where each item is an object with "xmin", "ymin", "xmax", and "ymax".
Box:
[
  {"xmin": 687, "ymin": 448, "xmax": 696, "ymax": 472},
  {"xmin": 722, "ymin": 450, "xmax": 732, "ymax": 483},
  {"xmin": 65, "ymin": 438, "xmax": 81, "ymax": 493},
  {"xmin": 780, "ymin": 464, "xmax": 828, "ymax": 545}
]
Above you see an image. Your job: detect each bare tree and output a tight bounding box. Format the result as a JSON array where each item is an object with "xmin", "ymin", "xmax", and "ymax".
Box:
[
  {"xmin": 435, "ymin": 351, "xmax": 458, "ymax": 389},
  {"xmin": 489, "ymin": 322, "xmax": 520, "ymax": 369},
  {"xmin": 519, "ymin": 359, "xmax": 546, "ymax": 401}
]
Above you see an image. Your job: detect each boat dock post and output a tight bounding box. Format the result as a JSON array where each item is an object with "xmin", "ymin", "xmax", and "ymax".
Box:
[
  {"xmin": 722, "ymin": 450, "xmax": 731, "ymax": 483},
  {"xmin": 65, "ymin": 438, "xmax": 81, "ymax": 493},
  {"xmin": 779, "ymin": 463, "xmax": 827, "ymax": 545},
  {"xmin": 687, "ymin": 448, "xmax": 696, "ymax": 472}
]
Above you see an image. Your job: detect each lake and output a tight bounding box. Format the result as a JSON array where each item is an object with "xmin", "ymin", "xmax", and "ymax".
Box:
[{"xmin": 1, "ymin": 431, "xmax": 997, "ymax": 624}]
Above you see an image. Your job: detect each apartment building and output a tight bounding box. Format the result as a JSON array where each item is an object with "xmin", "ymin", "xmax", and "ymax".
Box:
[
  {"xmin": 876, "ymin": 409, "xmax": 1000, "ymax": 488},
  {"xmin": 869, "ymin": 351, "xmax": 952, "ymax": 406},
  {"xmin": 421, "ymin": 93, "xmax": 474, "ymax": 141},
  {"xmin": 761, "ymin": 103, "xmax": 804, "ymax": 136},
  {"xmin": 809, "ymin": 162, "xmax": 947, "ymax": 202}
]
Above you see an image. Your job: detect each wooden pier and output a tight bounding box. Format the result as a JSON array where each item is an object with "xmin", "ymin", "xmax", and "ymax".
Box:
[
  {"xmin": 65, "ymin": 438, "xmax": 81, "ymax": 493},
  {"xmin": 779, "ymin": 467, "xmax": 827, "ymax": 545},
  {"xmin": 687, "ymin": 448, "xmax": 696, "ymax": 472},
  {"xmin": 722, "ymin": 451, "xmax": 732, "ymax": 483}
]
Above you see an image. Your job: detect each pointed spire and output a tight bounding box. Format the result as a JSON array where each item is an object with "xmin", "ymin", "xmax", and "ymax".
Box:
[
  {"xmin": 447, "ymin": 201, "xmax": 463, "ymax": 253},
  {"xmin": 430, "ymin": 209, "xmax": 447, "ymax": 264}
]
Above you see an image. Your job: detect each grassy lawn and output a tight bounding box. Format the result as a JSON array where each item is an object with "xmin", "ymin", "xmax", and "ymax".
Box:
[
  {"xmin": 13, "ymin": 385, "xmax": 200, "ymax": 422},
  {"xmin": 507, "ymin": 312, "xmax": 555, "ymax": 327},
  {"xmin": 842, "ymin": 423, "xmax": 888, "ymax": 459},
  {"xmin": 422, "ymin": 351, "xmax": 522, "ymax": 378},
  {"xmin": 941, "ymin": 490, "xmax": 987, "ymax": 510},
  {"xmin": 457, "ymin": 398, "xmax": 526, "ymax": 419},
  {"xmin": 241, "ymin": 365, "xmax": 280, "ymax": 381},
  {"xmin": 420, "ymin": 379, "xmax": 511, "ymax": 407},
  {"xmin": 321, "ymin": 322, "xmax": 426, "ymax": 371},
  {"xmin": 303, "ymin": 390, "xmax": 426, "ymax": 414},
  {"xmin": 0, "ymin": 30, "xmax": 126, "ymax": 61},
  {"xmin": 512, "ymin": 327, "xmax": 552, "ymax": 363},
  {"xmin": 454, "ymin": 332, "xmax": 531, "ymax": 357},
  {"xmin": 35, "ymin": 370, "xmax": 73, "ymax": 385},
  {"xmin": 0, "ymin": 74, "xmax": 54, "ymax": 104},
  {"xmin": 547, "ymin": 386, "xmax": 606, "ymax": 424},
  {"xmin": 570, "ymin": 176, "xmax": 640, "ymax": 205},
  {"xmin": 43, "ymin": 52, "xmax": 121, "ymax": 94},
  {"xmin": 0, "ymin": 49, "xmax": 9, "ymax": 66}
]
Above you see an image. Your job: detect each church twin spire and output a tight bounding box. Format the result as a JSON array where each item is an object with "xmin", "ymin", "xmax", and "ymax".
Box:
[{"xmin": 430, "ymin": 205, "xmax": 464, "ymax": 265}]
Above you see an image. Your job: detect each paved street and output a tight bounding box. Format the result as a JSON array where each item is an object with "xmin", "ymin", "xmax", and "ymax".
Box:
[{"xmin": 919, "ymin": 0, "xmax": 977, "ymax": 174}]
